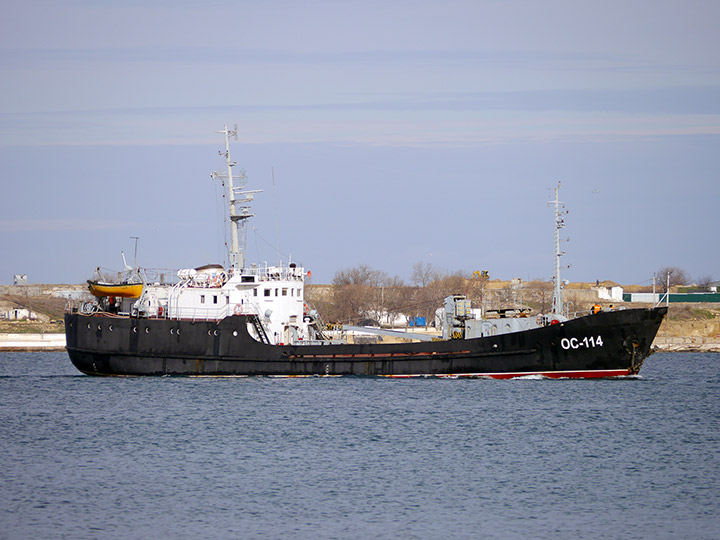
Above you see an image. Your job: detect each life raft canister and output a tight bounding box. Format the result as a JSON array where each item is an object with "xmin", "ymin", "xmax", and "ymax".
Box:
[{"xmin": 592, "ymin": 304, "xmax": 602, "ymax": 314}]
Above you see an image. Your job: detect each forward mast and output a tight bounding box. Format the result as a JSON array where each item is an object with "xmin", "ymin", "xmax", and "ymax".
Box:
[{"xmin": 550, "ymin": 182, "xmax": 567, "ymax": 316}]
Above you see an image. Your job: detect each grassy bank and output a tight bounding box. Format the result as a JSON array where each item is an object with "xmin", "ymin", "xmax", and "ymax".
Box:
[{"xmin": 0, "ymin": 320, "xmax": 66, "ymax": 334}]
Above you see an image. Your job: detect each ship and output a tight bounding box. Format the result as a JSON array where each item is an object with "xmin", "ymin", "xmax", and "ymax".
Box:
[{"xmin": 64, "ymin": 126, "xmax": 667, "ymax": 378}]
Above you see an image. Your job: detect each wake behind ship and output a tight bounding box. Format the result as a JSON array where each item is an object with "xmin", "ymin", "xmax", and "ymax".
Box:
[{"xmin": 65, "ymin": 126, "xmax": 667, "ymax": 378}]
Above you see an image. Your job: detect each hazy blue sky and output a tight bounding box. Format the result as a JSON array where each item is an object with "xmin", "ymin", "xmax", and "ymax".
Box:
[{"xmin": 1, "ymin": 0, "xmax": 718, "ymax": 286}]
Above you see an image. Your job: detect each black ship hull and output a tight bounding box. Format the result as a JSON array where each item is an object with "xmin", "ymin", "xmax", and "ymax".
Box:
[{"xmin": 65, "ymin": 307, "xmax": 667, "ymax": 378}]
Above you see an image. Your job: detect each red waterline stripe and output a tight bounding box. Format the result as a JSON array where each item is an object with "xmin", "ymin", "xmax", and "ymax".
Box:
[{"xmin": 382, "ymin": 369, "xmax": 632, "ymax": 379}]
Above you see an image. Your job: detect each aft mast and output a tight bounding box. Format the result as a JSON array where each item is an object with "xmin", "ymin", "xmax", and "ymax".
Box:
[
  {"xmin": 211, "ymin": 125, "xmax": 261, "ymax": 272},
  {"xmin": 550, "ymin": 182, "xmax": 567, "ymax": 316}
]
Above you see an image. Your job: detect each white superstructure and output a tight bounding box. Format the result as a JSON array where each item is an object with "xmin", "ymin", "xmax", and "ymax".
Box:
[{"xmin": 110, "ymin": 126, "xmax": 317, "ymax": 345}]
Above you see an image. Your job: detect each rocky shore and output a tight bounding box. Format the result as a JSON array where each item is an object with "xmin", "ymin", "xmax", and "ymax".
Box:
[{"xmin": 652, "ymin": 337, "xmax": 720, "ymax": 353}]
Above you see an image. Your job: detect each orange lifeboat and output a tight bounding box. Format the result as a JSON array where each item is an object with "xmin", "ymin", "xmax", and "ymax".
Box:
[{"xmin": 87, "ymin": 280, "xmax": 143, "ymax": 299}]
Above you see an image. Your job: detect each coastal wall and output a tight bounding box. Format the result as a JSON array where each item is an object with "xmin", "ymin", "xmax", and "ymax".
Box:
[{"xmin": 0, "ymin": 333, "xmax": 66, "ymax": 351}]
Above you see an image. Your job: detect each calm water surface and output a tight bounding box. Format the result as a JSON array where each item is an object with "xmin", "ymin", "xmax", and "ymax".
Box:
[{"xmin": 1, "ymin": 352, "xmax": 719, "ymax": 539}]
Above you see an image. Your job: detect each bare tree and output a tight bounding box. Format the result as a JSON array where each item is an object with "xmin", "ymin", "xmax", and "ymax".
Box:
[
  {"xmin": 411, "ymin": 261, "xmax": 441, "ymax": 288},
  {"xmin": 375, "ymin": 276, "xmax": 407, "ymax": 326},
  {"xmin": 524, "ymin": 280, "xmax": 553, "ymax": 314},
  {"xmin": 333, "ymin": 264, "xmax": 384, "ymax": 287},
  {"xmin": 430, "ymin": 271, "xmax": 467, "ymax": 299},
  {"xmin": 695, "ymin": 274, "xmax": 714, "ymax": 291},
  {"xmin": 407, "ymin": 270, "xmax": 478, "ymax": 322},
  {"xmin": 467, "ymin": 270, "xmax": 489, "ymax": 311},
  {"xmin": 655, "ymin": 266, "xmax": 690, "ymax": 291},
  {"xmin": 330, "ymin": 265, "xmax": 406, "ymax": 325}
]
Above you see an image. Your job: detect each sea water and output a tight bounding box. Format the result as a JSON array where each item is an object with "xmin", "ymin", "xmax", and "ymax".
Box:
[{"xmin": 1, "ymin": 351, "xmax": 718, "ymax": 540}]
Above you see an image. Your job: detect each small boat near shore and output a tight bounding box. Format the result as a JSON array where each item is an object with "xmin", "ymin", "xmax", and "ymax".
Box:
[{"xmin": 64, "ymin": 125, "xmax": 666, "ymax": 378}]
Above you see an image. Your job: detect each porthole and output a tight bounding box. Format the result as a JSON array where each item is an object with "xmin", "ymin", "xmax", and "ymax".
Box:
[
  {"xmin": 176, "ymin": 328, "xmax": 180, "ymax": 335},
  {"xmin": 213, "ymin": 330, "xmax": 218, "ymax": 336},
  {"xmin": 170, "ymin": 328, "xmax": 174, "ymax": 335},
  {"xmin": 109, "ymin": 325, "xmax": 113, "ymax": 332},
  {"xmin": 233, "ymin": 330, "xmax": 238, "ymax": 337},
  {"xmin": 97, "ymin": 324, "xmax": 102, "ymax": 331},
  {"xmin": 132, "ymin": 327, "xmax": 137, "ymax": 333},
  {"xmin": 87, "ymin": 323, "xmax": 91, "ymax": 330},
  {"xmin": 145, "ymin": 327, "xmax": 149, "ymax": 334}
]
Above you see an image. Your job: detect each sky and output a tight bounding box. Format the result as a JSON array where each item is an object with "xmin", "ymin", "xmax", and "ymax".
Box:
[{"xmin": 1, "ymin": 0, "xmax": 719, "ymax": 286}]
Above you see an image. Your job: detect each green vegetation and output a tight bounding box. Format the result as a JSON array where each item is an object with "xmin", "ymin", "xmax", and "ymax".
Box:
[
  {"xmin": 690, "ymin": 308, "xmax": 718, "ymax": 320},
  {"xmin": 0, "ymin": 320, "xmax": 65, "ymax": 334}
]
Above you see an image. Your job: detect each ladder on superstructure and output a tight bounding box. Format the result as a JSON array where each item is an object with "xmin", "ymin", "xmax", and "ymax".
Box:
[{"xmin": 247, "ymin": 314, "xmax": 271, "ymax": 344}]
